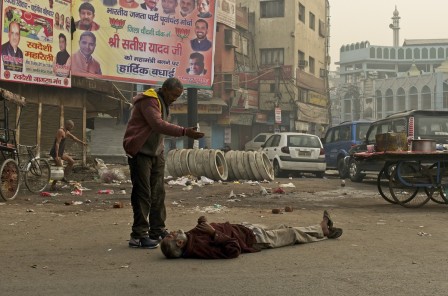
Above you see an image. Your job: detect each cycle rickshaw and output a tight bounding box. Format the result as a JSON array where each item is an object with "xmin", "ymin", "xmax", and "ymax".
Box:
[{"xmin": 0, "ymin": 88, "xmax": 51, "ymax": 201}]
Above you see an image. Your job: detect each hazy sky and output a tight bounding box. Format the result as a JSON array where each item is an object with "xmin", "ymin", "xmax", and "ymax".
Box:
[{"xmin": 329, "ymin": 0, "xmax": 448, "ymax": 70}]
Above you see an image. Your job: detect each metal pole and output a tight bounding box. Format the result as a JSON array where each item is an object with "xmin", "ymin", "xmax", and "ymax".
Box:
[{"xmin": 187, "ymin": 88, "xmax": 198, "ymax": 148}]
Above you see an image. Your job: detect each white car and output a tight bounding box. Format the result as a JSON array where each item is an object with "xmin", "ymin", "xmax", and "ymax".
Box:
[
  {"xmin": 261, "ymin": 132, "xmax": 326, "ymax": 178},
  {"xmin": 244, "ymin": 133, "xmax": 273, "ymax": 151}
]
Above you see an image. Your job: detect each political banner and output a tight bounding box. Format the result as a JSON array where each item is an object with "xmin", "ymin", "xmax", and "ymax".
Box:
[
  {"xmin": 0, "ymin": 0, "xmax": 72, "ymax": 87},
  {"xmin": 71, "ymin": 0, "xmax": 216, "ymax": 88}
]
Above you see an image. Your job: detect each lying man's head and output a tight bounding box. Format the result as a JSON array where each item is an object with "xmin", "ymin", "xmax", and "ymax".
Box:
[{"xmin": 161, "ymin": 230, "xmax": 188, "ymax": 258}]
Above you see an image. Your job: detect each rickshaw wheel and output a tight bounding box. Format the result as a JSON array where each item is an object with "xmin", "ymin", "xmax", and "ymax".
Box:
[
  {"xmin": 0, "ymin": 159, "xmax": 21, "ymax": 201},
  {"xmin": 377, "ymin": 164, "xmax": 398, "ymax": 204},
  {"xmin": 389, "ymin": 162, "xmax": 430, "ymax": 208}
]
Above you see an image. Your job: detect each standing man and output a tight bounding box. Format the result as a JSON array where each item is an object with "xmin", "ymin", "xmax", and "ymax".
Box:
[
  {"xmin": 123, "ymin": 78, "xmax": 204, "ymax": 249},
  {"xmin": 49, "ymin": 120, "xmax": 87, "ymax": 191},
  {"xmin": 197, "ymin": 0, "xmax": 212, "ymax": 18},
  {"xmin": 71, "ymin": 31, "xmax": 102, "ymax": 76},
  {"xmin": 179, "ymin": 0, "xmax": 195, "ymax": 17},
  {"xmin": 1, "ymin": 21, "xmax": 23, "ymax": 72},
  {"xmin": 187, "ymin": 52, "xmax": 207, "ymax": 75},
  {"xmin": 75, "ymin": 2, "xmax": 100, "ymax": 31},
  {"xmin": 53, "ymin": 33, "xmax": 71, "ymax": 77},
  {"xmin": 190, "ymin": 19, "xmax": 212, "ymax": 51}
]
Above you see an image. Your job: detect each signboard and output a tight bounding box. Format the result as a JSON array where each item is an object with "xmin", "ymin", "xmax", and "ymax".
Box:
[
  {"xmin": 224, "ymin": 127, "xmax": 231, "ymax": 143},
  {"xmin": 1, "ymin": 0, "xmax": 72, "ymax": 87},
  {"xmin": 216, "ymin": 0, "xmax": 235, "ymax": 28},
  {"xmin": 275, "ymin": 107, "xmax": 281, "ymax": 124},
  {"xmin": 231, "ymin": 88, "xmax": 258, "ymax": 109},
  {"xmin": 71, "ymin": 0, "xmax": 217, "ymax": 87},
  {"xmin": 170, "ymin": 103, "xmax": 222, "ymax": 114}
]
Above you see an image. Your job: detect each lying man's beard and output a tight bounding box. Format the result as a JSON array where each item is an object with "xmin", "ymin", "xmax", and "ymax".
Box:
[{"xmin": 176, "ymin": 229, "xmax": 188, "ymax": 241}]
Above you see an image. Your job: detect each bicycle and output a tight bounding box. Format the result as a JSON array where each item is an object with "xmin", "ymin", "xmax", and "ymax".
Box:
[
  {"xmin": 0, "ymin": 145, "xmax": 52, "ymax": 202},
  {"xmin": 16, "ymin": 144, "xmax": 51, "ymax": 194}
]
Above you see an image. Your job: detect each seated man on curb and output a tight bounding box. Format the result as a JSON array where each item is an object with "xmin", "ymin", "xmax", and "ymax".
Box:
[{"xmin": 160, "ymin": 211, "xmax": 342, "ymax": 259}]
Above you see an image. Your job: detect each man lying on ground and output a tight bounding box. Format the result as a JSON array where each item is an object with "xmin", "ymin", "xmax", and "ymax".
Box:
[{"xmin": 160, "ymin": 211, "xmax": 343, "ymax": 259}]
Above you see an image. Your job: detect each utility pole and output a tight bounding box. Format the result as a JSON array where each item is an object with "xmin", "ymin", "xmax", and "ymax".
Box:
[
  {"xmin": 273, "ymin": 63, "xmax": 282, "ymax": 132},
  {"xmin": 187, "ymin": 88, "xmax": 198, "ymax": 148}
]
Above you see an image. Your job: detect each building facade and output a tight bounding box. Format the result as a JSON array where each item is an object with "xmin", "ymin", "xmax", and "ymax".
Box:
[{"xmin": 336, "ymin": 7, "xmax": 448, "ymax": 123}]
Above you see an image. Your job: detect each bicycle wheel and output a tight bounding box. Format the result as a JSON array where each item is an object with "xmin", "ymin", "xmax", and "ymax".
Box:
[
  {"xmin": 25, "ymin": 158, "xmax": 51, "ymax": 193},
  {"xmin": 389, "ymin": 162, "xmax": 430, "ymax": 208},
  {"xmin": 377, "ymin": 164, "xmax": 397, "ymax": 204},
  {"xmin": 0, "ymin": 159, "xmax": 20, "ymax": 201}
]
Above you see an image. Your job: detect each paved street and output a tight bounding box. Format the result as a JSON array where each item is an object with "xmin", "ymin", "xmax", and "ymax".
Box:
[{"xmin": 1, "ymin": 171, "xmax": 448, "ymax": 296}]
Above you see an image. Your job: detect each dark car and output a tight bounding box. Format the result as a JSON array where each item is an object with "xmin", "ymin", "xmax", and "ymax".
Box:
[
  {"xmin": 345, "ymin": 110, "xmax": 448, "ymax": 182},
  {"xmin": 322, "ymin": 120, "xmax": 372, "ymax": 178}
]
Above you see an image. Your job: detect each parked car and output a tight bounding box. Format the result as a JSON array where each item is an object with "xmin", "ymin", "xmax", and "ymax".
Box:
[
  {"xmin": 261, "ymin": 132, "xmax": 326, "ymax": 178},
  {"xmin": 345, "ymin": 110, "xmax": 448, "ymax": 182},
  {"xmin": 322, "ymin": 120, "xmax": 372, "ymax": 178},
  {"xmin": 244, "ymin": 133, "xmax": 273, "ymax": 151}
]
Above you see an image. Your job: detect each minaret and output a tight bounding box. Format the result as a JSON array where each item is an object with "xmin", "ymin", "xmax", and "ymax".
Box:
[{"xmin": 389, "ymin": 6, "xmax": 400, "ymax": 47}]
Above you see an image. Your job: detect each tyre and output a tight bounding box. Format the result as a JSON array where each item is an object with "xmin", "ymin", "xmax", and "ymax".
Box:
[
  {"xmin": 273, "ymin": 160, "xmax": 282, "ymax": 178},
  {"xmin": 389, "ymin": 162, "xmax": 429, "ymax": 208},
  {"xmin": 25, "ymin": 158, "xmax": 51, "ymax": 193},
  {"xmin": 0, "ymin": 159, "xmax": 20, "ymax": 201},
  {"xmin": 349, "ymin": 159, "xmax": 365, "ymax": 182},
  {"xmin": 337, "ymin": 158, "xmax": 349, "ymax": 179},
  {"xmin": 377, "ymin": 165, "xmax": 397, "ymax": 204}
]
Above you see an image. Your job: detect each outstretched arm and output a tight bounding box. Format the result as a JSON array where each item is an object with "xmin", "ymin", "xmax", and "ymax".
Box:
[{"xmin": 66, "ymin": 131, "xmax": 87, "ymax": 145}]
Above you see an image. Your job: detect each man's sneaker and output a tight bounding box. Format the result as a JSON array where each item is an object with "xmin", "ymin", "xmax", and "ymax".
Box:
[{"xmin": 129, "ymin": 237, "xmax": 159, "ymax": 249}]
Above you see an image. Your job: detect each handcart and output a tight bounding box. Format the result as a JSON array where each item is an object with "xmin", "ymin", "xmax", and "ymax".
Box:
[{"xmin": 353, "ymin": 151, "xmax": 448, "ymax": 208}]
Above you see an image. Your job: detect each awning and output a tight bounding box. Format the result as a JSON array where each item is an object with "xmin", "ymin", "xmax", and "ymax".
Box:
[{"xmin": 0, "ymin": 87, "xmax": 26, "ymax": 106}]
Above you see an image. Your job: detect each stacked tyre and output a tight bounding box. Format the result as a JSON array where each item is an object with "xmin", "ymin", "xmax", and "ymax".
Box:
[{"xmin": 166, "ymin": 149, "xmax": 228, "ymax": 181}]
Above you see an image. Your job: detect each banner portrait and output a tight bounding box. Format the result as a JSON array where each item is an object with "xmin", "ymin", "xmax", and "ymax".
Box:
[
  {"xmin": 72, "ymin": 0, "xmax": 216, "ymax": 88},
  {"xmin": 0, "ymin": 0, "xmax": 72, "ymax": 87}
]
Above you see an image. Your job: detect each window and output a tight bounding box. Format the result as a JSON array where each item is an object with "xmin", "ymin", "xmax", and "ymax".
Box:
[
  {"xmin": 260, "ymin": 48, "xmax": 284, "ymax": 65},
  {"xmin": 261, "ymin": 0, "xmax": 284, "ymax": 18},
  {"xmin": 318, "ymin": 20, "xmax": 326, "ymax": 37},
  {"xmin": 298, "ymin": 3, "xmax": 305, "ymax": 23},
  {"xmin": 309, "ymin": 12, "xmax": 315, "ymax": 30},
  {"xmin": 309, "ymin": 56, "xmax": 315, "ymax": 74},
  {"xmin": 298, "ymin": 50, "xmax": 305, "ymax": 66}
]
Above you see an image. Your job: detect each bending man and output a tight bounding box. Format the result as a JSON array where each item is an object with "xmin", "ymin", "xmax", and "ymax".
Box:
[{"xmin": 49, "ymin": 120, "xmax": 87, "ymax": 190}]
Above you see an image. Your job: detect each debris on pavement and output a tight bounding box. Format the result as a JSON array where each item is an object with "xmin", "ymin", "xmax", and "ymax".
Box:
[
  {"xmin": 417, "ymin": 232, "xmax": 432, "ymax": 237},
  {"xmin": 271, "ymin": 208, "xmax": 281, "ymax": 214},
  {"xmin": 228, "ymin": 190, "xmax": 236, "ymax": 198},
  {"xmin": 260, "ymin": 186, "xmax": 269, "ymax": 196},
  {"xmin": 279, "ymin": 182, "xmax": 295, "ymax": 188},
  {"xmin": 26, "ymin": 209, "xmax": 34, "ymax": 212},
  {"xmin": 285, "ymin": 206, "xmax": 293, "ymax": 212},
  {"xmin": 273, "ymin": 187, "xmax": 286, "ymax": 194},
  {"xmin": 97, "ymin": 189, "xmax": 114, "ymax": 194},
  {"xmin": 95, "ymin": 158, "xmax": 126, "ymax": 183},
  {"xmin": 40, "ymin": 192, "xmax": 60, "ymax": 197},
  {"xmin": 113, "ymin": 202, "xmax": 124, "ymax": 208}
]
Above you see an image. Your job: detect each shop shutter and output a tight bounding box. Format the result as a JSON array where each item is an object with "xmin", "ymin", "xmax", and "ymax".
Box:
[
  {"xmin": 19, "ymin": 103, "xmax": 38, "ymax": 146},
  {"xmin": 63, "ymin": 107, "xmax": 83, "ymax": 160},
  {"xmin": 41, "ymin": 105, "xmax": 60, "ymax": 156}
]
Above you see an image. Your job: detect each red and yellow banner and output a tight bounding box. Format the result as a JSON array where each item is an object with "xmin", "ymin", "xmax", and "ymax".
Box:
[
  {"xmin": 1, "ymin": 0, "xmax": 72, "ymax": 87},
  {"xmin": 71, "ymin": 0, "xmax": 216, "ymax": 88}
]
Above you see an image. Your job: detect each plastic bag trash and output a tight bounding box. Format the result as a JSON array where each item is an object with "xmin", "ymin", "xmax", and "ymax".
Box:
[
  {"xmin": 182, "ymin": 185, "xmax": 193, "ymax": 191},
  {"xmin": 273, "ymin": 187, "xmax": 285, "ymax": 194},
  {"xmin": 200, "ymin": 176, "xmax": 214, "ymax": 185},
  {"xmin": 260, "ymin": 186, "xmax": 268, "ymax": 196},
  {"xmin": 228, "ymin": 190, "xmax": 236, "ymax": 198},
  {"xmin": 71, "ymin": 189, "xmax": 83, "ymax": 196},
  {"xmin": 97, "ymin": 189, "xmax": 114, "ymax": 194},
  {"xmin": 279, "ymin": 182, "xmax": 296, "ymax": 188},
  {"xmin": 73, "ymin": 201, "xmax": 83, "ymax": 205}
]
